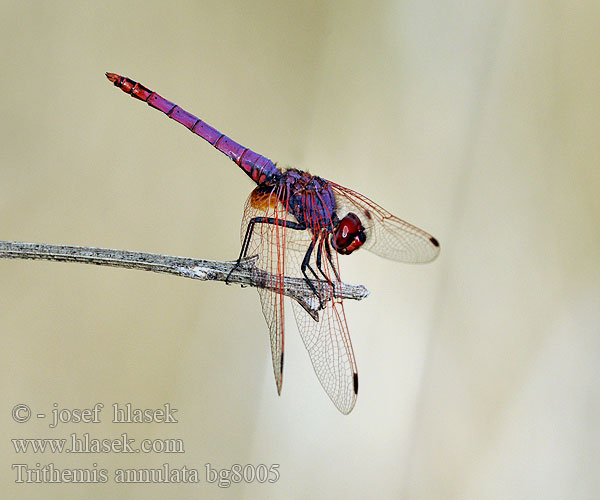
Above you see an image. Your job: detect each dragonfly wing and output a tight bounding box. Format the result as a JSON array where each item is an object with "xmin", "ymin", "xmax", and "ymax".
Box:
[
  {"xmin": 290, "ymin": 238, "xmax": 358, "ymax": 414},
  {"xmin": 243, "ymin": 185, "xmax": 360, "ymax": 413},
  {"xmin": 256, "ymin": 286, "xmax": 285, "ymax": 394},
  {"xmin": 242, "ymin": 187, "xmax": 291, "ymax": 395},
  {"xmin": 328, "ymin": 181, "xmax": 440, "ymax": 263}
]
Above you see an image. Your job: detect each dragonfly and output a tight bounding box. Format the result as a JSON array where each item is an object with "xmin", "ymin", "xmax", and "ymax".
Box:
[{"xmin": 106, "ymin": 72, "xmax": 440, "ymax": 414}]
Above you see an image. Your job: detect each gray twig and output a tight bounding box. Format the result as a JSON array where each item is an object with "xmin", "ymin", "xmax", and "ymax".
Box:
[{"xmin": 0, "ymin": 241, "xmax": 369, "ymax": 317}]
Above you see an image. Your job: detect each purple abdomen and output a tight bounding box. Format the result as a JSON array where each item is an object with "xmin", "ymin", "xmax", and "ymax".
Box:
[{"xmin": 106, "ymin": 73, "xmax": 280, "ymax": 185}]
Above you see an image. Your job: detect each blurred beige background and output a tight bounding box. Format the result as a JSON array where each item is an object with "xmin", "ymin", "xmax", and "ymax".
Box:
[{"xmin": 1, "ymin": 1, "xmax": 599, "ymax": 499}]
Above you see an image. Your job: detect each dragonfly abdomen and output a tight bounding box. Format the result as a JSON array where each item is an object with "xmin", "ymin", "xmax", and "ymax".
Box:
[{"xmin": 106, "ymin": 73, "xmax": 280, "ymax": 185}]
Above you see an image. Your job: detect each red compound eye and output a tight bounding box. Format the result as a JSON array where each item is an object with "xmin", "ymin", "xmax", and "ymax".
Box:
[{"xmin": 332, "ymin": 213, "xmax": 366, "ymax": 255}]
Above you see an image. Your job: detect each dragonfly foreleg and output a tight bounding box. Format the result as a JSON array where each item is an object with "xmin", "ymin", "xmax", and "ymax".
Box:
[
  {"xmin": 315, "ymin": 236, "xmax": 340, "ymax": 287},
  {"xmin": 323, "ymin": 236, "xmax": 341, "ymax": 282}
]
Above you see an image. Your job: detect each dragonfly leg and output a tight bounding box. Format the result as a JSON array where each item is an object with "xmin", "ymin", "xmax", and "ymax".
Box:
[
  {"xmin": 231, "ymin": 217, "xmax": 327, "ymax": 309},
  {"xmin": 313, "ymin": 237, "xmax": 339, "ymax": 302},
  {"xmin": 314, "ymin": 239, "xmax": 327, "ymax": 282},
  {"xmin": 315, "ymin": 239, "xmax": 330, "ymax": 283},
  {"xmin": 226, "ymin": 217, "xmax": 306, "ymax": 284},
  {"xmin": 299, "ymin": 239, "xmax": 329, "ymax": 310},
  {"xmin": 300, "ymin": 241, "xmax": 324, "ymax": 307},
  {"xmin": 315, "ymin": 236, "xmax": 340, "ymax": 283},
  {"xmin": 324, "ymin": 237, "xmax": 341, "ymax": 282}
]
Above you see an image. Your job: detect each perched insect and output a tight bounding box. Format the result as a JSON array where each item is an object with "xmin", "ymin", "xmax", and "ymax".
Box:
[{"xmin": 107, "ymin": 73, "xmax": 440, "ymax": 413}]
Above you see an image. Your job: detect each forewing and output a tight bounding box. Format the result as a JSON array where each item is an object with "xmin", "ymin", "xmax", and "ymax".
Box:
[
  {"xmin": 290, "ymin": 238, "xmax": 358, "ymax": 414},
  {"xmin": 328, "ymin": 181, "xmax": 440, "ymax": 263}
]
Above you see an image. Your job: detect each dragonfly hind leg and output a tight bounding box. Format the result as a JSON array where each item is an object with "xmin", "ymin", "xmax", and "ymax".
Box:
[
  {"xmin": 226, "ymin": 216, "xmax": 307, "ymax": 285},
  {"xmin": 228, "ymin": 217, "xmax": 328, "ymax": 310}
]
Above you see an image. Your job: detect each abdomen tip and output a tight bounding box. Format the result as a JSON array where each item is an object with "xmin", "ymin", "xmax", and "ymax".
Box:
[{"xmin": 105, "ymin": 72, "xmax": 120, "ymax": 84}]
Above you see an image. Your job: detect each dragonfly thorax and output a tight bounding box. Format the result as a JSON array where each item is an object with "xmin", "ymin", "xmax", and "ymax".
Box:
[
  {"xmin": 278, "ymin": 170, "xmax": 367, "ymax": 255},
  {"xmin": 281, "ymin": 170, "xmax": 338, "ymax": 232}
]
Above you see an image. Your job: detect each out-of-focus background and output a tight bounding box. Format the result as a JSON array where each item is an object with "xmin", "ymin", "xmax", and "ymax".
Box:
[{"xmin": 1, "ymin": 1, "xmax": 598, "ymax": 498}]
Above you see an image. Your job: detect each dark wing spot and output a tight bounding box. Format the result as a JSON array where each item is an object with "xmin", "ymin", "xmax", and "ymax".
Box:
[
  {"xmin": 353, "ymin": 373, "xmax": 359, "ymax": 394},
  {"xmin": 429, "ymin": 236, "xmax": 440, "ymax": 247},
  {"xmin": 280, "ymin": 352, "xmax": 284, "ymax": 373},
  {"xmin": 364, "ymin": 209, "xmax": 372, "ymax": 220}
]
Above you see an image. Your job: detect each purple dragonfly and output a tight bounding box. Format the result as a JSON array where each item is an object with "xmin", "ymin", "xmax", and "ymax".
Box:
[{"xmin": 106, "ymin": 72, "xmax": 440, "ymax": 414}]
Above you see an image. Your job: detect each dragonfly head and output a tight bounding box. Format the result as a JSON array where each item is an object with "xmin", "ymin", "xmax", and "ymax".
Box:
[{"xmin": 331, "ymin": 213, "xmax": 367, "ymax": 255}]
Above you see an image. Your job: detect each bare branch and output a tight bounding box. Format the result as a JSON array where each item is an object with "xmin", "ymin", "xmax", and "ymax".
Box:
[{"xmin": 0, "ymin": 241, "xmax": 369, "ymax": 316}]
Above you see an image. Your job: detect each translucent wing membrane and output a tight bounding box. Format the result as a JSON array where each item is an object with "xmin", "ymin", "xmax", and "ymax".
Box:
[
  {"xmin": 290, "ymin": 240, "xmax": 358, "ymax": 414},
  {"xmin": 328, "ymin": 182, "xmax": 440, "ymax": 264},
  {"xmin": 242, "ymin": 188, "xmax": 291, "ymax": 395},
  {"xmin": 242, "ymin": 187, "xmax": 358, "ymax": 413}
]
